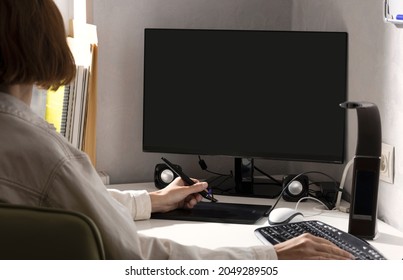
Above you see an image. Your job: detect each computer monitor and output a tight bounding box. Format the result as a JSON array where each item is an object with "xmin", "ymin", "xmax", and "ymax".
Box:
[{"xmin": 143, "ymin": 28, "xmax": 348, "ymax": 196}]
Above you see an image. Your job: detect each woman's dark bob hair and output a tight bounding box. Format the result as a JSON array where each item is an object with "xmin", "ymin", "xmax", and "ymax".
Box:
[{"xmin": 0, "ymin": 0, "xmax": 76, "ymax": 90}]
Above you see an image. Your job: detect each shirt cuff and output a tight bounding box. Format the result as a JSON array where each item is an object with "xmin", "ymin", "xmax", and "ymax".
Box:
[
  {"xmin": 251, "ymin": 245, "xmax": 278, "ymax": 260},
  {"xmin": 108, "ymin": 189, "xmax": 152, "ymax": 220}
]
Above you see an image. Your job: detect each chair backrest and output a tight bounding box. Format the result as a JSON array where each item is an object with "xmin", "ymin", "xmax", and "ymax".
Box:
[{"xmin": 0, "ymin": 203, "xmax": 105, "ymax": 260}]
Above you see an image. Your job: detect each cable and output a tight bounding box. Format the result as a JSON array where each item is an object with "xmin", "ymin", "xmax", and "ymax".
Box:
[
  {"xmin": 266, "ymin": 171, "xmax": 339, "ymax": 217},
  {"xmin": 307, "ymin": 179, "xmax": 339, "ymax": 210},
  {"xmin": 267, "ymin": 173, "xmax": 307, "ymax": 216},
  {"xmin": 197, "ymin": 156, "xmax": 234, "ymax": 195},
  {"xmin": 197, "ymin": 155, "xmax": 233, "ymax": 177},
  {"xmin": 206, "ymin": 175, "xmax": 234, "ymax": 195},
  {"xmin": 253, "ymin": 165, "xmax": 282, "ymax": 185},
  {"xmin": 295, "ymin": 196, "xmax": 330, "ymax": 211},
  {"xmin": 335, "ymin": 158, "xmax": 354, "ymax": 210}
]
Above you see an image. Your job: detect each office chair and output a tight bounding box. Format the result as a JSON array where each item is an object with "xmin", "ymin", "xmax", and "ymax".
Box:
[{"xmin": 0, "ymin": 203, "xmax": 105, "ymax": 260}]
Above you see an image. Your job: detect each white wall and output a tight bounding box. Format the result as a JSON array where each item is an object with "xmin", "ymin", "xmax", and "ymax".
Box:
[
  {"xmin": 92, "ymin": 0, "xmax": 403, "ymax": 231},
  {"xmin": 93, "ymin": 0, "xmax": 293, "ymax": 183},
  {"xmin": 54, "ymin": 0, "xmax": 73, "ymax": 33},
  {"xmin": 290, "ymin": 0, "xmax": 403, "ymax": 239}
]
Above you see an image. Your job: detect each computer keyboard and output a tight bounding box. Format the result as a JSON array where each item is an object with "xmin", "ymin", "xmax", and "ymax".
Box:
[{"xmin": 255, "ymin": 220, "xmax": 386, "ymax": 260}]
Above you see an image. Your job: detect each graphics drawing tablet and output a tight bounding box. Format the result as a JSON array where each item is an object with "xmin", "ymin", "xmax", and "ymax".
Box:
[{"xmin": 151, "ymin": 202, "xmax": 271, "ymax": 224}]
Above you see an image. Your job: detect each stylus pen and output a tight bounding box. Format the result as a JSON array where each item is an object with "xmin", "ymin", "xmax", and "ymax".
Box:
[{"xmin": 161, "ymin": 157, "xmax": 218, "ymax": 202}]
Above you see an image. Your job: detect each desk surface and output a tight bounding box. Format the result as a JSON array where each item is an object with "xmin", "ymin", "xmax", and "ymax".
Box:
[{"xmin": 111, "ymin": 183, "xmax": 403, "ymax": 260}]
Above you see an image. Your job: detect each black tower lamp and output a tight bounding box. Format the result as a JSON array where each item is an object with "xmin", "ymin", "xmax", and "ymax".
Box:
[{"xmin": 340, "ymin": 101, "xmax": 381, "ymax": 239}]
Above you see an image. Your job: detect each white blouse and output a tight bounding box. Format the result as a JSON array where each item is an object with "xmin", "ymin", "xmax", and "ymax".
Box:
[{"xmin": 0, "ymin": 92, "xmax": 277, "ymax": 260}]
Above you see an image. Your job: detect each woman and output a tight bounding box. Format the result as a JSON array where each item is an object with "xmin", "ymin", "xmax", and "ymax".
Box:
[{"xmin": 0, "ymin": 0, "xmax": 353, "ymax": 260}]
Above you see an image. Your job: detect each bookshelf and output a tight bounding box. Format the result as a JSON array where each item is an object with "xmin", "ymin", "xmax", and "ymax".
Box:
[{"xmin": 32, "ymin": 21, "xmax": 98, "ymax": 166}]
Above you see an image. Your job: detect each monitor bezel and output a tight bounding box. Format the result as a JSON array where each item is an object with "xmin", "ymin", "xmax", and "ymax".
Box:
[{"xmin": 142, "ymin": 28, "xmax": 348, "ymax": 165}]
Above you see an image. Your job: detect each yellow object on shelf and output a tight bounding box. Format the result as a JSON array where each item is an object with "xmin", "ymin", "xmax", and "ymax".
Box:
[{"xmin": 45, "ymin": 86, "xmax": 65, "ymax": 133}]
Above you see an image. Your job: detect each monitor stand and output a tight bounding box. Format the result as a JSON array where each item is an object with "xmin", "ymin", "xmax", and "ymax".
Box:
[{"xmin": 208, "ymin": 158, "xmax": 283, "ymax": 198}]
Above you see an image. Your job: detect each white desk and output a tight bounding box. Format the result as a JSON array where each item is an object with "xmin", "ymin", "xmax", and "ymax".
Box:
[{"xmin": 111, "ymin": 182, "xmax": 403, "ymax": 260}]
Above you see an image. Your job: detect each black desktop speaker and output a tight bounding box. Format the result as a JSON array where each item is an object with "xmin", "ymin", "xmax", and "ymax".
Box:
[
  {"xmin": 154, "ymin": 163, "xmax": 181, "ymax": 189},
  {"xmin": 282, "ymin": 174, "xmax": 309, "ymax": 202},
  {"xmin": 340, "ymin": 101, "xmax": 381, "ymax": 240}
]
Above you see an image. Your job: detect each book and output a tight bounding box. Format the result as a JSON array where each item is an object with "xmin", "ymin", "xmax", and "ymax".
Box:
[
  {"xmin": 82, "ymin": 43, "xmax": 98, "ymax": 165},
  {"xmin": 59, "ymin": 85, "xmax": 70, "ymax": 136},
  {"xmin": 57, "ymin": 21, "xmax": 98, "ymax": 165},
  {"xmin": 45, "ymin": 85, "xmax": 66, "ymax": 133},
  {"xmin": 66, "ymin": 65, "xmax": 88, "ymax": 150}
]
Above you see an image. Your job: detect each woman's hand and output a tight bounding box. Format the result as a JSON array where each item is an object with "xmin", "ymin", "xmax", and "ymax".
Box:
[
  {"xmin": 274, "ymin": 233, "xmax": 354, "ymax": 260},
  {"xmin": 149, "ymin": 177, "xmax": 209, "ymax": 213}
]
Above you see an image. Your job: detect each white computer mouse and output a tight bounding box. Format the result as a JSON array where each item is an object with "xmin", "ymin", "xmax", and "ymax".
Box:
[{"xmin": 268, "ymin": 207, "xmax": 304, "ymax": 225}]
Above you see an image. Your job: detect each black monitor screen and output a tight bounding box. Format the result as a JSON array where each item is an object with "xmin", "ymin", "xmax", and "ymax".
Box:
[{"xmin": 143, "ymin": 29, "xmax": 347, "ymax": 163}]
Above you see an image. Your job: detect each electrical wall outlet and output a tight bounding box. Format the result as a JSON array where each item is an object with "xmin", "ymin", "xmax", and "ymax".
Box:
[{"xmin": 380, "ymin": 143, "xmax": 394, "ymax": 184}]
